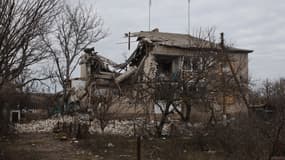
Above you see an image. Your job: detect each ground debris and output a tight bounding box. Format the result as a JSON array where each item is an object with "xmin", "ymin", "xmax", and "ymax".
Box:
[{"xmin": 107, "ymin": 142, "xmax": 114, "ymax": 148}]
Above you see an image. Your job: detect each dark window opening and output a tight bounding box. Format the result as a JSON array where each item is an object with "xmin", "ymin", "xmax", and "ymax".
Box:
[
  {"xmin": 156, "ymin": 56, "xmax": 175, "ymax": 80},
  {"xmin": 159, "ymin": 62, "xmax": 172, "ymax": 74},
  {"xmin": 12, "ymin": 112, "xmax": 19, "ymax": 123}
]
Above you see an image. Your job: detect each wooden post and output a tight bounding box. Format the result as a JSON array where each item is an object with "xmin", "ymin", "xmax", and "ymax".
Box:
[
  {"xmin": 77, "ymin": 123, "xmax": 81, "ymax": 139},
  {"xmin": 137, "ymin": 136, "xmax": 141, "ymax": 160},
  {"xmin": 69, "ymin": 122, "xmax": 73, "ymax": 136},
  {"xmin": 63, "ymin": 122, "xmax": 66, "ymax": 132},
  {"xmin": 57, "ymin": 121, "xmax": 60, "ymax": 129}
]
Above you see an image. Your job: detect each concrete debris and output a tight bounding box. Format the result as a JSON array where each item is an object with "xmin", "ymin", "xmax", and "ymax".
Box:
[
  {"xmin": 107, "ymin": 142, "xmax": 115, "ymax": 148},
  {"xmin": 119, "ymin": 155, "xmax": 131, "ymax": 158},
  {"xmin": 88, "ymin": 120, "xmax": 142, "ymax": 136},
  {"xmin": 74, "ymin": 140, "xmax": 79, "ymax": 144},
  {"xmin": 60, "ymin": 136, "xmax": 68, "ymax": 141},
  {"xmin": 13, "ymin": 116, "xmax": 197, "ymax": 136},
  {"xmin": 13, "ymin": 116, "xmax": 142, "ymax": 136},
  {"xmin": 207, "ymin": 150, "xmax": 217, "ymax": 154},
  {"xmin": 70, "ymin": 138, "xmax": 78, "ymax": 143},
  {"xmin": 14, "ymin": 116, "xmax": 73, "ymax": 133}
]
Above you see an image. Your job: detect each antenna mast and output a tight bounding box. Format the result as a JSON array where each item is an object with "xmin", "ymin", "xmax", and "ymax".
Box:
[
  {"xmin": 188, "ymin": 0, "xmax": 191, "ymax": 35},
  {"xmin": 149, "ymin": 0, "xmax": 151, "ymax": 31}
]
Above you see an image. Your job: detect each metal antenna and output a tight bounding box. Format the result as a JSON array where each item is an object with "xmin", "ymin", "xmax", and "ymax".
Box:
[
  {"xmin": 188, "ymin": 0, "xmax": 191, "ymax": 35},
  {"xmin": 149, "ymin": 0, "xmax": 151, "ymax": 31}
]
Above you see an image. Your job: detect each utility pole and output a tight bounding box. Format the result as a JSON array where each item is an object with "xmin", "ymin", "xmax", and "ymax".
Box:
[{"xmin": 128, "ymin": 32, "xmax": 131, "ymax": 51}]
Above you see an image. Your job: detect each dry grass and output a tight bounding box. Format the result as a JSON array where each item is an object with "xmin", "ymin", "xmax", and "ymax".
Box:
[{"xmin": 78, "ymin": 134, "xmax": 225, "ymax": 160}]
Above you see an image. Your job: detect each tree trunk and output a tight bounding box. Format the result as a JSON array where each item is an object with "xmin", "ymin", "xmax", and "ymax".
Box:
[
  {"xmin": 156, "ymin": 103, "xmax": 171, "ymax": 136},
  {"xmin": 184, "ymin": 103, "xmax": 191, "ymax": 122},
  {"xmin": 156, "ymin": 114, "xmax": 167, "ymax": 136}
]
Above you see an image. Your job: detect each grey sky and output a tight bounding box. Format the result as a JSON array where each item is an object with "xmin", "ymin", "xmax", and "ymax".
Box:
[{"xmin": 72, "ymin": 0, "xmax": 285, "ymax": 82}]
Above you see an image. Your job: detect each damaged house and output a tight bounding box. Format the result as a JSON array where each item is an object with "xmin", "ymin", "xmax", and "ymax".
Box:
[
  {"xmin": 70, "ymin": 48, "xmax": 139, "ymax": 119},
  {"xmin": 72, "ymin": 29, "xmax": 253, "ymax": 122},
  {"xmin": 123, "ymin": 30, "xmax": 253, "ymax": 120}
]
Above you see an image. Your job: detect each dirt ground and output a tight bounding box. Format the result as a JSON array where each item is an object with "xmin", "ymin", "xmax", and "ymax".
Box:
[
  {"xmin": 0, "ymin": 133, "xmax": 224, "ymax": 160},
  {"xmin": 0, "ymin": 133, "xmax": 96, "ymax": 160}
]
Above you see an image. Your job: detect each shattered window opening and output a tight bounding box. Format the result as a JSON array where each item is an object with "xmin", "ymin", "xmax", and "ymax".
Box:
[
  {"xmin": 155, "ymin": 56, "xmax": 180, "ymax": 81},
  {"xmin": 183, "ymin": 56, "xmax": 203, "ymax": 72}
]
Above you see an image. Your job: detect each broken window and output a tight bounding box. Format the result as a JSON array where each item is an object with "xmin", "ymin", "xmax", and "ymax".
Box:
[
  {"xmin": 159, "ymin": 61, "xmax": 172, "ymax": 74},
  {"xmin": 183, "ymin": 56, "xmax": 202, "ymax": 72},
  {"xmin": 183, "ymin": 57, "xmax": 192, "ymax": 71},
  {"xmin": 156, "ymin": 56, "xmax": 179, "ymax": 80}
]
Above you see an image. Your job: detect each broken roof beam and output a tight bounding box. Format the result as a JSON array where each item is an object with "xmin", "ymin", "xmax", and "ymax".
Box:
[
  {"xmin": 95, "ymin": 74, "xmax": 114, "ymax": 80},
  {"xmin": 115, "ymin": 67, "xmax": 137, "ymax": 84},
  {"xmin": 96, "ymin": 55, "xmax": 118, "ymax": 67}
]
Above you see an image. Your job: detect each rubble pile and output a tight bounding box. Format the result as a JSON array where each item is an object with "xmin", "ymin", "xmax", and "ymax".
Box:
[
  {"xmin": 13, "ymin": 115, "xmax": 142, "ymax": 135},
  {"xmin": 14, "ymin": 116, "xmax": 194, "ymax": 136},
  {"xmin": 14, "ymin": 116, "xmax": 73, "ymax": 133},
  {"xmin": 89, "ymin": 120, "xmax": 143, "ymax": 136},
  {"xmin": 88, "ymin": 120, "xmax": 193, "ymax": 136},
  {"xmin": 88, "ymin": 120, "xmax": 192, "ymax": 136}
]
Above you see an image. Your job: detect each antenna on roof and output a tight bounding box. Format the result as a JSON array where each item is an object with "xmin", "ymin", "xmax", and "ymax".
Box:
[
  {"xmin": 148, "ymin": 0, "xmax": 151, "ymax": 31},
  {"xmin": 187, "ymin": 0, "xmax": 191, "ymax": 35}
]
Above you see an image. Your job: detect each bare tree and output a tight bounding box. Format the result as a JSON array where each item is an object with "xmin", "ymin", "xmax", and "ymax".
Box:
[
  {"xmin": 210, "ymin": 79, "xmax": 285, "ymax": 159},
  {"xmin": 14, "ymin": 66, "xmax": 55, "ymax": 93},
  {"xmin": 0, "ymin": 0, "xmax": 60, "ymax": 135},
  {"xmin": 91, "ymin": 89, "xmax": 117, "ymax": 132},
  {"xmin": 173, "ymin": 29, "xmax": 220, "ymax": 123},
  {"xmin": 150, "ymin": 81, "xmax": 177, "ymax": 136},
  {"xmin": 42, "ymin": 3, "xmax": 107, "ymax": 113},
  {"xmin": 0, "ymin": 0, "xmax": 60, "ymax": 89},
  {"xmin": 256, "ymin": 79, "xmax": 285, "ymax": 159}
]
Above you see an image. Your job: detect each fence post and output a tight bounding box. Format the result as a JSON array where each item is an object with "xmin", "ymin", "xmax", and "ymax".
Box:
[{"xmin": 137, "ymin": 136, "xmax": 141, "ymax": 160}]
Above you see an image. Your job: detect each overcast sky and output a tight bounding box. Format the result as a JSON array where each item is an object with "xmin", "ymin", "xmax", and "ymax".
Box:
[{"xmin": 71, "ymin": 0, "xmax": 285, "ymax": 82}]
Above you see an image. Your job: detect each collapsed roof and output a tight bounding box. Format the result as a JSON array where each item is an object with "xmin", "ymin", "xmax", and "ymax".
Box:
[
  {"xmin": 80, "ymin": 48, "xmax": 120, "ymax": 73},
  {"xmin": 80, "ymin": 30, "xmax": 254, "ymax": 85}
]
